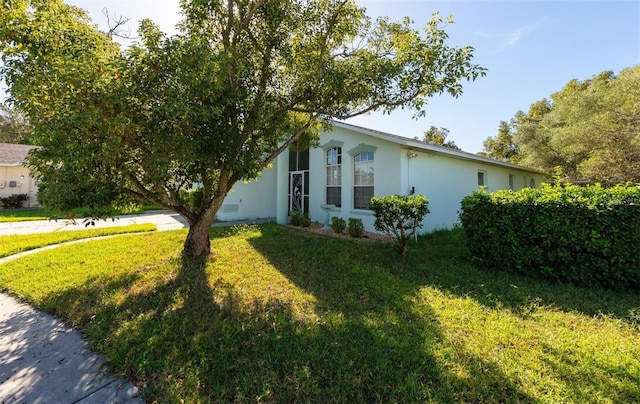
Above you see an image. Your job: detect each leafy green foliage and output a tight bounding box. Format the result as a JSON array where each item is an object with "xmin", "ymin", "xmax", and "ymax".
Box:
[
  {"xmin": 347, "ymin": 217, "xmax": 364, "ymax": 237},
  {"xmin": 371, "ymin": 194, "xmax": 430, "ymax": 255},
  {"xmin": 289, "ymin": 211, "xmax": 310, "ymax": 227},
  {"xmin": 422, "ymin": 126, "xmax": 460, "ymax": 150},
  {"xmin": 330, "ymin": 216, "xmax": 346, "ymax": 233},
  {"xmin": 0, "ymin": 0, "xmax": 485, "ymax": 258},
  {"xmin": 488, "ymin": 67, "xmax": 640, "ymax": 184},
  {"xmin": 0, "ymin": 193, "xmax": 28, "ymax": 209},
  {"xmin": 0, "ymin": 226, "xmax": 638, "ymax": 402},
  {"xmin": 479, "ymin": 120, "xmax": 521, "ymax": 163},
  {"xmin": 459, "ymin": 182, "xmax": 640, "ymax": 290}
]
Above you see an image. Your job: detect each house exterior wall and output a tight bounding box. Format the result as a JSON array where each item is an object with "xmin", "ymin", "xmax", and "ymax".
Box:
[
  {"xmin": 218, "ymin": 123, "xmax": 546, "ymax": 233},
  {"xmin": 215, "ymin": 164, "xmax": 278, "ymax": 222},
  {"xmin": 307, "ymin": 126, "xmax": 545, "ymax": 233},
  {"xmin": 306, "ymin": 126, "xmax": 404, "ymax": 231},
  {"xmin": 0, "ymin": 165, "xmax": 38, "ymax": 207},
  {"xmin": 403, "ymin": 150, "xmax": 544, "ymax": 231}
]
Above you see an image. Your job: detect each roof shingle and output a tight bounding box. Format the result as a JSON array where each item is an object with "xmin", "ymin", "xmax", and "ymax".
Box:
[{"xmin": 0, "ymin": 143, "xmax": 39, "ymax": 166}]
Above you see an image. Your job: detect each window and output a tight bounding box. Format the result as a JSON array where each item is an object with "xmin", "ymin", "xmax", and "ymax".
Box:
[
  {"xmin": 529, "ymin": 178, "xmax": 536, "ymax": 188},
  {"xmin": 477, "ymin": 170, "xmax": 486, "ymax": 187},
  {"xmin": 509, "ymin": 174, "xmax": 515, "ymax": 190},
  {"xmin": 354, "ymin": 151, "xmax": 374, "ymax": 209},
  {"xmin": 326, "ymin": 147, "xmax": 342, "ymax": 207}
]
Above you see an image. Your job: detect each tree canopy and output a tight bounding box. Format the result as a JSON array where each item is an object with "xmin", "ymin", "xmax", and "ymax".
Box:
[
  {"xmin": 481, "ymin": 66, "xmax": 640, "ymax": 184},
  {"xmin": 0, "ymin": 103, "xmax": 32, "ymax": 144},
  {"xmin": 422, "ymin": 126, "xmax": 460, "ymax": 150},
  {"xmin": 1, "ymin": 0, "xmax": 485, "ymax": 258}
]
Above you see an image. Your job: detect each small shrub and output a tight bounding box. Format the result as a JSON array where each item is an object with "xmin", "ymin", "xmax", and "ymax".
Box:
[
  {"xmin": 299, "ymin": 212, "xmax": 311, "ymax": 227},
  {"xmin": 347, "ymin": 218, "xmax": 364, "ymax": 238},
  {"xmin": 290, "ymin": 211, "xmax": 304, "ymax": 226},
  {"xmin": 330, "ymin": 216, "xmax": 346, "ymax": 233},
  {"xmin": 1, "ymin": 194, "xmax": 29, "ymax": 209},
  {"xmin": 371, "ymin": 194, "xmax": 430, "ymax": 255},
  {"xmin": 290, "ymin": 211, "xmax": 310, "ymax": 227}
]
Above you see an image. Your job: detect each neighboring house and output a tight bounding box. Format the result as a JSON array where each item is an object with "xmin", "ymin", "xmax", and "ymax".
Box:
[
  {"xmin": 0, "ymin": 143, "xmax": 39, "ymax": 207},
  {"xmin": 217, "ymin": 121, "xmax": 546, "ymax": 234}
]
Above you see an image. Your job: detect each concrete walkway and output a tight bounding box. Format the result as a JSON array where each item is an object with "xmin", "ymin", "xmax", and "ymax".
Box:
[
  {"xmin": 0, "ymin": 294, "xmax": 142, "ymax": 403},
  {"xmin": 0, "ymin": 211, "xmax": 272, "ymax": 403}
]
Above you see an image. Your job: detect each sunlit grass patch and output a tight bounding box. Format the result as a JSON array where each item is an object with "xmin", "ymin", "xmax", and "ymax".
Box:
[
  {"xmin": 0, "ymin": 224, "xmax": 638, "ymax": 402},
  {"xmin": 0, "ymin": 205, "xmax": 162, "ymax": 222},
  {"xmin": 0, "ymin": 224, "xmax": 157, "ymax": 258}
]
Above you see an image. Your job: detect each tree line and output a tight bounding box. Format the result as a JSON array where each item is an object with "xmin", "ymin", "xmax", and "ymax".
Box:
[{"xmin": 480, "ymin": 66, "xmax": 640, "ymax": 185}]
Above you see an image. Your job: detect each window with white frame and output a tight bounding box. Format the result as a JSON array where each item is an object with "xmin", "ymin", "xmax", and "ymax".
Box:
[
  {"xmin": 326, "ymin": 147, "xmax": 342, "ymax": 207},
  {"xmin": 354, "ymin": 151, "xmax": 374, "ymax": 209}
]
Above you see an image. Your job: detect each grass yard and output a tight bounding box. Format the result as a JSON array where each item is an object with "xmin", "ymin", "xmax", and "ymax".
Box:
[
  {"xmin": 0, "ymin": 205, "xmax": 162, "ymax": 222},
  {"xmin": 0, "ymin": 224, "xmax": 156, "ymax": 258},
  {"xmin": 0, "ymin": 224, "xmax": 638, "ymax": 402}
]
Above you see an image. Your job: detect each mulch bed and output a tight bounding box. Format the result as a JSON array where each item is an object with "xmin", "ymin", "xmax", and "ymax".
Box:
[{"xmin": 285, "ymin": 222, "xmax": 392, "ymax": 244}]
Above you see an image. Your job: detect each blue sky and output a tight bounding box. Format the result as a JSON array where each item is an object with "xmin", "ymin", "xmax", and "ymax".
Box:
[{"xmin": 5, "ymin": 1, "xmax": 640, "ymax": 153}]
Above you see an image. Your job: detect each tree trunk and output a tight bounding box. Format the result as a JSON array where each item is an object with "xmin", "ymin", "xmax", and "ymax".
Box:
[{"xmin": 183, "ymin": 209, "xmax": 218, "ymax": 259}]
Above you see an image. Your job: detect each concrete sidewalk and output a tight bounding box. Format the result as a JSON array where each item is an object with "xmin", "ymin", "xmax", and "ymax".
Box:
[
  {"xmin": 0, "ymin": 211, "xmax": 273, "ymax": 402},
  {"xmin": 0, "ymin": 294, "xmax": 142, "ymax": 403}
]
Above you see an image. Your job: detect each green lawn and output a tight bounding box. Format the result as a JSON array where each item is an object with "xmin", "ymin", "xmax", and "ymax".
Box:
[
  {"xmin": 0, "ymin": 224, "xmax": 156, "ymax": 258},
  {"xmin": 0, "ymin": 205, "xmax": 162, "ymax": 222},
  {"xmin": 0, "ymin": 224, "xmax": 638, "ymax": 402}
]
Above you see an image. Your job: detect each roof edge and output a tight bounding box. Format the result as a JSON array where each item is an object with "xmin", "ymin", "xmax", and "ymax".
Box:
[{"xmin": 330, "ymin": 120, "xmax": 547, "ymax": 175}]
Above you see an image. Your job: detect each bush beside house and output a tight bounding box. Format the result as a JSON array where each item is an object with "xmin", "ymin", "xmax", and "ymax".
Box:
[
  {"xmin": 459, "ymin": 183, "xmax": 640, "ymax": 290},
  {"xmin": 371, "ymin": 194, "xmax": 430, "ymax": 255}
]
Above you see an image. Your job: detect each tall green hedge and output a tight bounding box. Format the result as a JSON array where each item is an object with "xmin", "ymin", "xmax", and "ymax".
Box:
[{"xmin": 459, "ymin": 183, "xmax": 640, "ymax": 290}]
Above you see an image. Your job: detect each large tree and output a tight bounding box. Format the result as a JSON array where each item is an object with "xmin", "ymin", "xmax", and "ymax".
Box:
[
  {"xmin": 484, "ymin": 67, "xmax": 640, "ymax": 184},
  {"xmin": 1, "ymin": 0, "xmax": 485, "ymax": 258},
  {"xmin": 478, "ymin": 119, "xmax": 520, "ymax": 163}
]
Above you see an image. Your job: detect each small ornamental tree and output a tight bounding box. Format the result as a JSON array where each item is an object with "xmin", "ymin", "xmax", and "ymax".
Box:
[{"xmin": 371, "ymin": 194, "xmax": 430, "ymax": 255}]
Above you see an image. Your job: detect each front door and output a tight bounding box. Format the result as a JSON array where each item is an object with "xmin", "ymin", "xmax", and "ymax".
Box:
[
  {"xmin": 288, "ymin": 149, "xmax": 310, "ymax": 214},
  {"xmin": 289, "ymin": 171, "xmax": 308, "ymax": 213}
]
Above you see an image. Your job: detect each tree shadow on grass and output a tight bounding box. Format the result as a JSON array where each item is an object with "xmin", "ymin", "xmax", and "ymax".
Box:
[
  {"xmin": 32, "ymin": 224, "xmax": 638, "ymax": 402},
  {"xmin": 406, "ymin": 229, "xmax": 640, "ymax": 327},
  {"xmin": 247, "ymin": 225, "xmax": 535, "ymax": 402},
  {"xmin": 34, "ymin": 227, "xmax": 535, "ymax": 402}
]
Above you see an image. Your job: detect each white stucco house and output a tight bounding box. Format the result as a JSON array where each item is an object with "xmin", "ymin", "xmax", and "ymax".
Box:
[
  {"xmin": 0, "ymin": 143, "xmax": 39, "ymax": 207},
  {"xmin": 217, "ymin": 121, "xmax": 546, "ymax": 233}
]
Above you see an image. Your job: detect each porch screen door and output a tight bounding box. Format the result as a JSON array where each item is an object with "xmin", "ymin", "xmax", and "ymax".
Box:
[{"xmin": 288, "ymin": 149, "xmax": 310, "ymax": 214}]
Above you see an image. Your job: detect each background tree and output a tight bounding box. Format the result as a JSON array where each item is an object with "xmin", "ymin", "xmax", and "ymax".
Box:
[
  {"xmin": 423, "ymin": 125, "xmax": 460, "ymax": 150},
  {"xmin": 0, "ymin": 103, "xmax": 32, "ymax": 144},
  {"xmin": 485, "ymin": 66, "xmax": 640, "ymax": 184},
  {"xmin": 478, "ymin": 119, "xmax": 520, "ymax": 162},
  {"xmin": 1, "ymin": 0, "xmax": 485, "ymax": 259}
]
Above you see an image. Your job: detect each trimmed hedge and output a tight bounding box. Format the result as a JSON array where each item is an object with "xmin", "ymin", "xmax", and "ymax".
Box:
[{"xmin": 459, "ymin": 183, "xmax": 640, "ymax": 290}]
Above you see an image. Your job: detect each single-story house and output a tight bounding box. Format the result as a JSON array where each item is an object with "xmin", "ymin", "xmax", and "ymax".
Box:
[
  {"xmin": 217, "ymin": 121, "xmax": 546, "ymax": 234},
  {"xmin": 0, "ymin": 143, "xmax": 39, "ymax": 207}
]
